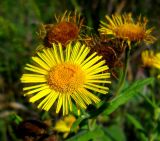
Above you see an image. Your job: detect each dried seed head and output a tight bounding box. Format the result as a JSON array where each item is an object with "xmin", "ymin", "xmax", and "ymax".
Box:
[
  {"xmin": 37, "ymin": 11, "xmax": 87, "ymax": 48},
  {"xmin": 44, "ymin": 21, "xmax": 79, "ymax": 47},
  {"xmin": 87, "ymin": 35, "xmax": 124, "ymax": 69}
]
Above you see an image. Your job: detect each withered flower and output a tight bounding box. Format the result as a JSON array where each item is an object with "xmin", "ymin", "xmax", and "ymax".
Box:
[
  {"xmin": 87, "ymin": 35, "xmax": 125, "ymax": 69},
  {"xmin": 38, "ymin": 11, "xmax": 89, "ymax": 47}
]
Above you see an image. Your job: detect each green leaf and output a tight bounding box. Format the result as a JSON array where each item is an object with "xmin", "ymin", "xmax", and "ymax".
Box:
[
  {"xmin": 126, "ymin": 114, "xmax": 148, "ymax": 141},
  {"xmin": 103, "ymin": 125, "xmax": 126, "ymax": 141},
  {"xmin": 126, "ymin": 114, "xmax": 144, "ymax": 130},
  {"xmin": 103, "ymin": 78, "xmax": 154, "ymax": 115},
  {"xmin": 77, "ymin": 78, "xmax": 154, "ymax": 128},
  {"xmin": 66, "ymin": 126, "xmax": 111, "ymax": 141},
  {"xmin": 70, "ymin": 115, "xmax": 89, "ymax": 132},
  {"xmin": 8, "ymin": 113, "xmax": 23, "ymax": 124}
]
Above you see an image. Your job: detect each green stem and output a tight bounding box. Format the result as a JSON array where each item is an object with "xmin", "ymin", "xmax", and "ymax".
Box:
[
  {"xmin": 115, "ymin": 47, "xmax": 131, "ymax": 96},
  {"xmin": 88, "ymin": 118, "xmax": 96, "ymax": 131}
]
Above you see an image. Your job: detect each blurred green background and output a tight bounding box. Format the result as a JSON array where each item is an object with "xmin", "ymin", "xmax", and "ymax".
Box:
[{"xmin": 0, "ymin": 0, "xmax": 160, "ymax": 141}]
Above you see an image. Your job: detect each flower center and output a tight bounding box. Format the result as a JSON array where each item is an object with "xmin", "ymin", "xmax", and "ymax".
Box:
[
  {"xmin": 48, "ymin": 63, "xmax": 85, "ymax": 93},
  {"xmin": 115, "ymin": 24, "xmax": 145, "ymax": 41},
  {"xmin": 45, "ymin": 21, "xmax": 79, "ymax": 46}
]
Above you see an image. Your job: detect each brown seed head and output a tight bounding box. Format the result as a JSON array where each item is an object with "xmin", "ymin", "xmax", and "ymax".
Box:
[
  {"xmin": 44, "ymin": 21, "xmax": 79, "ymax": 47},
  {"xmin": 37, "ymin": 11, "xmax": 86, "ymax": 48},
  {"xmin": 88, "ymin": 36, "xmax": 124, "ymax": 69}
]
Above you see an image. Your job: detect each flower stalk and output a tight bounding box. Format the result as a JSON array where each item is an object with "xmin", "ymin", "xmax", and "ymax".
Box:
[{"xmin": 115, "ymin": 46, "xmax": 131, "ymax": 96}]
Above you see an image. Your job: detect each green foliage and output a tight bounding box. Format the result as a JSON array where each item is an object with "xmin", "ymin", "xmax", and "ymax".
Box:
[
  {"xmin": 1, "ymin": 0, "xmax": 160, "ymax": 141},
  {"xmin": 103, "ymin": 78, "xmax": 154, "ymax": 115},
  {"xmin": 69, "ymin": 78, "xmax": 154, "ymax": 141},
  {"xmin": 126, "ymin": 114, "xmax": 147, "ymax": 141},
  {"xmin": 0, "ymin": 120, "xmax": 7, "ymax": 141},
  {"xmin": 103, "ymin": 125, "xmax": 126, "ymax": 141},
  {"xmin": 66, "ymin": 126, "xmax": 112, "ymax": 141}
]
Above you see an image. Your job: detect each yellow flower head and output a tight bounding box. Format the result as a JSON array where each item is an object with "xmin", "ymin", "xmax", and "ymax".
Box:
[
  {"xmin": 99, "ymin": 13, "xmax": 156, "ymax": 46},
  {"xmin": 21, "ymin": 42, "xmax": 111, "ymax": 115},
  {"xmin": 38, "ymin": 11, "xmax": 88, "ymax": 47},
  {"xmin": 54, "ymin": 115, "xmax": 76, "ymax": 138},
  {"xmin": 141, "ymin": 50, "xmax": 160, "ymax": 69}
]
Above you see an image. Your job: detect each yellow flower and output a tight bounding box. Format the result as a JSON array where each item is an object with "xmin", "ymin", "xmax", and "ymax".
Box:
[
  {"xmin": 54, "ymin": 115, "xmax": 77, "ymax": 138},
  {"xmin": 99, "ymin": 13, "xmax": 156, "ymax": 46},
  {"xmin": 141, "ymin": 50, "xmax": 160, "ymax": 69},
  {"xmin": 21, "ymin": 42, "xmax": 111, "ymax": 115}
]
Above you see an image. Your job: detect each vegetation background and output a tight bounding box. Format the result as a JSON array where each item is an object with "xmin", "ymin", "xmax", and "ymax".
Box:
[{"xmin": 0, "ymin": 0, "xmax": 160, "ymax": 141}]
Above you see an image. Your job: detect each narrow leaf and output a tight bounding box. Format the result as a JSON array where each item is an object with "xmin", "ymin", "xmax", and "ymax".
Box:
[{"xmin": 103, "ymin": 78, "xmax": 154, "ymax": 115}]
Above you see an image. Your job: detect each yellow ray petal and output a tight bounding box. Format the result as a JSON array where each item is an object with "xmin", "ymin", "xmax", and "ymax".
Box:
[
  {"xmin": 89, "ymin": 66, "xmax": 109, "ymax": 75},
  {"xmin": 42, "ymin": 91, "xmax": 59, "ymax": 111},
  {"xmin": 82, "ymin": 56, "xmax": 102, "ymax": 70},
  {"xmin": 71, "ymin": 92, "xmax": 87, "ymax": 109},
  {"xmin": 29, "ymin": 88, "xmax": 51, "ymax": 103},
  {"xmin": 87, "ymin": 80, "xmax": 111, "ymax": 84},
  {"xmin": 85, "ymin": 60, "xmax": 106, "ymax": 73},
  {"xmin": 80, "ymin": 88, "xmax": 100, "ymax": 103},
  {"xmin": 67, "ymin": 94, "xmax": 72, "ymax": 111},
  {"xmin": 85, "ymin": 83, "xmax": 109, "ymax": 91},
  {"xmin": 65, "ymin": 43, "xmax": 72, "ymax": 61},
  {"xmin": 84, "ymin": 84, "xmax": 107, "ymax": 94},
  {"xmin": 52, "ymin": 44, "xmax": 61, "ymax": 64},
  {"xmin": 24, "ymin": 85, "xmax": 49, "ymax": 95},
  {"xmin": 24, "ymin": 66, "xmax": 47, "ymax": 75},
  {"xmin": 37, "ymin": 52, "xmax": 53, "ymax": 67},
  {"xmin": 75, "ymin": 47, "xmax": 90, "ymax": 65},
  {"xmin": 58, "ymin": 43, "xmax": 64, "ymax": 62},
  {"xmin": 56, "ymin": 93, "xmax": 63, "ymax": 113},
  {"xmin": 80, "ymin": 52, "xmax": 97, "ymax": 66},
  {"xmin": 21, "ymin": 75, "xmax": 46, "ymax": 83},
  {"xmin": 86, "ymin": 73, "xmax": 110, "ymax": 80},
  {"xmin": 73, "ymin": 44, "xmax": 85, "ymax": 62},
  {"xmin": 70, "ymin": 42, "xmax": 80, "ymax": 61},
  {"xmin": 23, "ymin": 84, "xmax": 47, "ymax": 91},
  {"xmin": 32, "ymin": 57, "xmax": 50, "ymax": 70},
  {"xmin": 77, "ymin": 89, "xmax": 92, "ymax": 105}
]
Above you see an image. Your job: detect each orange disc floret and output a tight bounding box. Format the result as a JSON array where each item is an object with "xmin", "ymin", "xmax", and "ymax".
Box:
[{"xmin": 99, "ymin": 13, "xmax": 156, "ymax": 47}]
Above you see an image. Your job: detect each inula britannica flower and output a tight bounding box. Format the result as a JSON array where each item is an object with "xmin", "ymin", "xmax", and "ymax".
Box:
[
  {"xmin": 141, "ymin": 50, "xmax": 160, "ymax": 69},
  {"xmin": 54, "ymin": 115, "xmax": 77, "ymax": 138},
  {"xmin": 21, "ymin": 42, "xmax": 111, "ymax": 115},
  {"xmin": 99, "ymin": 13, "xmax": 156, "ymax": 47}
]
